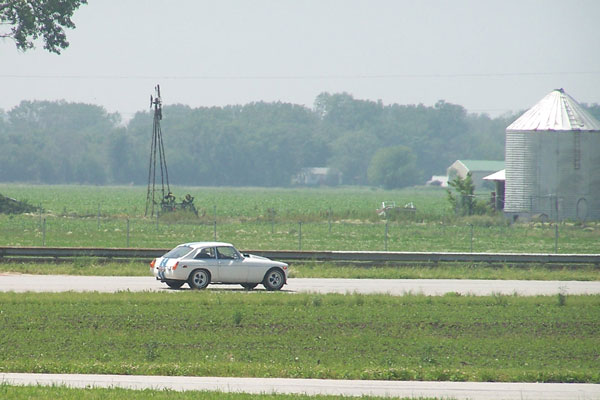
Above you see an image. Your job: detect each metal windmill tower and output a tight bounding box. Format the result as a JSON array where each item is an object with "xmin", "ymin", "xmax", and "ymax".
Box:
[{"xmin": 145, "ymin": 84, "xmax": 171, "ymax": 217}]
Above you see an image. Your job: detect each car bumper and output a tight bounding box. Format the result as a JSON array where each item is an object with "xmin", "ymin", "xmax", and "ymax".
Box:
[{"xmin": 155, "ymin": 267, "xmax": 183, "ymax": 281}]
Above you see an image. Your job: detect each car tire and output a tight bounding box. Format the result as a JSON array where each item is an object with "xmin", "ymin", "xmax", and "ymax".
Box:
[
  {"xmin": 188, "ymin": 269, "xmax": 210, "ymax": 290},
  {"xmin": 165, "ymin": 280, "xmax": 185, "ymax": 289},
  {"xmin": 241, "ymin": 283, "xmax": 258, "ymax": 290},
  {"xmin": 262, "ymin": 268, "xmax": 285, "ymax": 291}
]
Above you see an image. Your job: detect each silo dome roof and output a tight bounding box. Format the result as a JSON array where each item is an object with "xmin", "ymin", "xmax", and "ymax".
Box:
[{"xmin": 506, "ymin": 88, "xmax": 600, "ymax": 132}]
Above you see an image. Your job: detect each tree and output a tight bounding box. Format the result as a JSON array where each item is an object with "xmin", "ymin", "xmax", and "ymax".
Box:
[
  {"xmin": 367, "ymin": 145, "xmax": 419, "ymax": 189},
  {"xmin": 0, "ymin": 0, "xmax": 88, "ymax": 54},
  {"xmin": 314, "ymin": 92, "xmax": 383, "ymax": 134},
  {"xmin": 583, "ymin": 103, "xmax": 600, "ymax": 122},
  {"xmin": 329, "ymin": 130, "xmax": 381, "ymax": 185},
  {"xmin": 447, "ymin": 173, "xmax": 489, "ymax": 216}
]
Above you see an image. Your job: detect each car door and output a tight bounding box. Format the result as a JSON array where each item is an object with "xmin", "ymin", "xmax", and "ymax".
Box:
[
  {"xmin": 216, "ymin": 246, "xmax": 248, "ymax": 283},
  {"xmin": 187, "ymin": 246, "xmax": 218, "ymax": 281}
]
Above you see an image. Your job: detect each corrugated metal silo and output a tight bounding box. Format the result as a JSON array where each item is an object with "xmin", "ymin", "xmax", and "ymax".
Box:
[{"xmin": 504, "ymin": 89, "xmax": 600, "ymax": 221}]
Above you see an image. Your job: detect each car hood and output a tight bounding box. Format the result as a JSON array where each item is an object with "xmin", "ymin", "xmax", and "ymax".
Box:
[{"xmin": 244, "ymin": 254, "xmax": 270, "ymax": 261}]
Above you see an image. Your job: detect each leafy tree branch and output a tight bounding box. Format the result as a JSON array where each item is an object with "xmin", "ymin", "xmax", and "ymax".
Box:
[{"xmin": 0, "ymin": 0, "xmax": 87, "ymax": 54}]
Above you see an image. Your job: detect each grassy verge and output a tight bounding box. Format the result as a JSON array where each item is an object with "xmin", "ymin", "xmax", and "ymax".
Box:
[
  {"xmin": 1, "ymin": 260, "xmax": 599, "ymax": 281},
  {"xmin": 0, "ymin": 385, "xmax": 433, "ymax": 400},
  {"xmin": 290, "ymin": 262, "xmax": 600, "ymax": 281},
  {"xmin": 0, "ymin": 259, "xmax": 148, "ymax": 276},
  {"xmin": 0, "ymin": 291, "xmax": 598, "ymax": 383}
]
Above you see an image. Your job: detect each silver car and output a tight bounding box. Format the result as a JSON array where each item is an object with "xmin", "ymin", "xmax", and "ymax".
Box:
[{"xmin": 151, "ymin": 241, "xmax": 288, "ymax": 290}]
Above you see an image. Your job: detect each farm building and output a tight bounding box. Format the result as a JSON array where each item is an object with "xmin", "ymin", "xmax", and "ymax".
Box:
[
  {"xmin": 426, "ymin": 175, "xmax": 449, "ymax": 187},
  {"xmin": 504, "ymin": 88, "xmax": 600, "ymax": 221},
  {"xmin": 294, "ymin": 167, "xmax": 342, "ymax": 186},
  {"xmin": 483, "ymin": 169, "xmax": 505, "ymax": 210},
  {"xmin": 447, "ymin": 160, "xmax": 505, "ymax": 189}
]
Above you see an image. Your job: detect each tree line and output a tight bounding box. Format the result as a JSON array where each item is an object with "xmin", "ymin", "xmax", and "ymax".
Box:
[{"xmin": 1, "ymin": 93, "xmax": 598, "ymax": 188}]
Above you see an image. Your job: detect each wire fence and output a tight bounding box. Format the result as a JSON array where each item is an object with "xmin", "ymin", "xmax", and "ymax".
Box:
[{"xmin": 1, "ymin": 211, "xmax": 598, "ymax": 254}]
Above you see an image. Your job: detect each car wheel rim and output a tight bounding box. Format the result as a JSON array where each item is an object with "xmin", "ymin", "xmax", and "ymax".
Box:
[
  {"xmin": 194, "ymin": 272, "xmax": 206, "ymax": 286},
  {"xmin": 268, "ymin": 271, "xmax": 282, "ymax": 287}
]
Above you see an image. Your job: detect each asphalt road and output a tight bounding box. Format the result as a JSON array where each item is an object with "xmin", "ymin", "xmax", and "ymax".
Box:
[
  {"xmin": 1, "ymin": 274, "xmax": 600, "ymax": 296},
  {"xmin": 2, "ymin": 373, "xmax": 600, "ymax": 400}
]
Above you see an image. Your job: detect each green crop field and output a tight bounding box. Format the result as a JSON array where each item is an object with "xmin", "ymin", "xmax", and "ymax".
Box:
[
  {"xmin": 0, "ymin": 291, "xmax": 598, "ymax": 383},
  {"xmin": 1, "ymin": 184, "xmax": 599, "ymax": 253}
]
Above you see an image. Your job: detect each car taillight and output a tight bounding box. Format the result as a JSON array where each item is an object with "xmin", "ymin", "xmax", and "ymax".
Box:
[
  {"xmin": 150, "ymin": 259, "xmax": 156, "ymax": 268},
  {"xmin": 173, "ymin": 262, "xmax": 179, "ymax": 270}
]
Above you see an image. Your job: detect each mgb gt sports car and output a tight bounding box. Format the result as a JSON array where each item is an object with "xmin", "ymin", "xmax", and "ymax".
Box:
[{"xmin": 150, "ymin": 242, "xmax": 288, "ymax": 290}]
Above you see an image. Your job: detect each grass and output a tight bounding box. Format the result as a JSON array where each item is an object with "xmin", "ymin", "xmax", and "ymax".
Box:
[
  {"xmin": 0, "ymin": 291, "xmax": 598, "ymax": 383},
  {"xmin": 1, "ymin": 260, "xmax": 599, "ymax": 281},
  {"xmin": 0, "ymin": 184, "xmax": 451, "ymax": 222},
  {"xmin": 2, "ymin": 211, "xmax": 600, "ymax": 253},
  {"xmin": 289, "ymin": 262, "xmax": 600, "ymax": 281},
  {"xmin": 0, "ymin": 260, "xmax": 148, "ymax": 276},
  {"xmin": 1, "ymin": 184, "xmax": 599, "ymax": 253},
  {"xmin": 0, "ymin": 385, "xmax": 437, "ymax": 400}
]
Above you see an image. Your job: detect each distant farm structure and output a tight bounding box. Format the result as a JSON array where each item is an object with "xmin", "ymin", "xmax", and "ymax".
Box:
[
  {"xmin": 294, "ymin": 167, "xmax": 342, "ymax": 186},
  {"xmin": 447, "ymin": 160, "xmax": 505, "ymax": 190},
  {"xmin": 504, "ymin": 89, "xmax": 600, "ymax": 221}
]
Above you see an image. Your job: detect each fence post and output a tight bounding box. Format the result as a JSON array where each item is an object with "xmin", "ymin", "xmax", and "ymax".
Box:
[
  {"xmin": 97, "ymin": 204, "xmax": 101, "ymax": 230},
  {"xmin": 42, "ymin": 217, "xmax": 46, "ymax": 247},
  {"xmin": 298, "ymin": 221, "xmax": 302, "ymax": 250},
  {"xmin": 385, "ymin": 219, "xmax": 389, "ymax": 251},
  {"xmin": 555, "ymin": 224, "xmax": 559, "ymax": 253},
  {"xmin": 126, "ymin": 218, "xmax": 130, "ymax": 247},
  {"xmin": 214, "ymin": 205, "xmax": 217, "ymax": 240},
  {"xmin": 156, "ymin": 212, "xmax": 159, "ymax": 230},
  {"xmin": 470, "ymin": 224, "xmax": 474, "ymax": 252},
  {"xmin": 328, "ymin": 208, "xmax": 332, "ymax": 233}
]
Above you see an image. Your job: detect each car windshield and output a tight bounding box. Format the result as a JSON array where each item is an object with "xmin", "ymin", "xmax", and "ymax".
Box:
[{"xmin": 163, "ymin": 245, "xmax": 193, "ymax": 259}]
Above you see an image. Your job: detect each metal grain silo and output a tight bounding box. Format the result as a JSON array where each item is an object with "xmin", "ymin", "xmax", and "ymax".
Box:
[{"xmin": 504, "ymin": 89, "xmax": 600, "ymax": 221}]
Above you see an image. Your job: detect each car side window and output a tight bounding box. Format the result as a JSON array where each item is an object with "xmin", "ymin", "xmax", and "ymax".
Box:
[
  {"xmin": 195, "ymin": 247, "xmax": 215, "ymax": 259},
  {"xmin": 216, "ymin": 246, "xmax": 238, "ymax": 260}
]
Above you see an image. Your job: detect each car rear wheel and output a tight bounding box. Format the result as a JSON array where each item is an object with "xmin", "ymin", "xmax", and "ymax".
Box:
[
  {"xmin": 241, "ymin": 283, "xmax": 258, "ymax": 290},
  {"xmin": 263, "ymin": 269, "xmax": 284, "ymax": 291},
  {"xmin": 165, "ymin": 280, "xmax": 185, "ymax": 289},
  {"xmin": 188, "ymin": 269, "xmax": 210, "ymax": 290}
]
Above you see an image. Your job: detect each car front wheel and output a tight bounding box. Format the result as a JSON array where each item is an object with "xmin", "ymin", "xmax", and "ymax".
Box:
[
  {"xmin": 188, "ymin": 269, "xmax": 210, "ymax": 290},
  {"xmin": 263, "ymin": 268, "xmax": 285, "ymax": 291}
]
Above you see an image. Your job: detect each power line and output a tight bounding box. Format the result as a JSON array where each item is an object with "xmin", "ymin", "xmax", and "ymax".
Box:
[{"xmin": 1, "ymin": 71, "xmax": 599, "ymax": 80}]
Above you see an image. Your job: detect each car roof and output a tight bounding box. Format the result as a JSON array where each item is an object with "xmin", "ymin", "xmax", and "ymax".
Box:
[{"xmin": 179, "ymin": 241, "xmax": 234, "ymax": 249}]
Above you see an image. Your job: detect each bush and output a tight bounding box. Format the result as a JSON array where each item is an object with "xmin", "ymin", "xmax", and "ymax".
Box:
[{"xmin": 0, "ymin": 194, "xmax": 37, "ymax": 214}]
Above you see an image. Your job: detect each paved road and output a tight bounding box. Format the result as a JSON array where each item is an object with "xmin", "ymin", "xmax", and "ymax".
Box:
[
  {"xmin": 1, "ymin": 273, "xmax": 600, "ymax": 296},
  {"xmin": 2, "ymin": 373, "xmax": 599, "ymax": 399}
]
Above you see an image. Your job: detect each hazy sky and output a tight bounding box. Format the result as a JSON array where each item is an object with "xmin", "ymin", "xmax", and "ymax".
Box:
[{"xmin": 1, "ymin": 0, "xmax": 599, "ymax": 120}]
